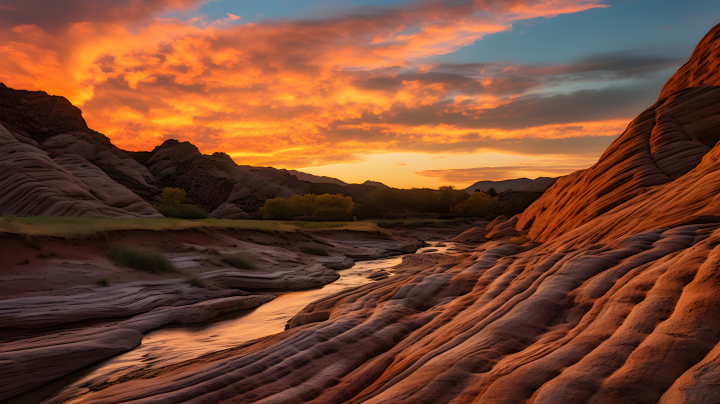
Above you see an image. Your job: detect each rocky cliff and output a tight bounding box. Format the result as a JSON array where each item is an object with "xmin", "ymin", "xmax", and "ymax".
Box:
[
  {"xmin": 516, "ymin": 23, "xmax": 720, "ymax": 242},
  {"xmin": 0, "ymin": 86, "xmax": 366, "ymax": 218},
  {"xmin": 45, "ymin": 23, "xmax": 720, "ymax": 404}
]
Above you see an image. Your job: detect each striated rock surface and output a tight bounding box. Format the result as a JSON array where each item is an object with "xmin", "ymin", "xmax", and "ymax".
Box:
[
  {"xmin": 0, "ymin": 124, "xmax": 160, "ymax": 217},
  {"xmin": 659, "ymin": 23, "xmax": 720, "ymax": 99},
  {"xmin": 0, "ymin": 223, "xmax": 432, "ymax": 402},
  {"xmin": 0, "ymin": 294, "xmax": 273, "ymax": 402},
  {"xmin": 49, "ymin": 223, "xmax": 720, "ymax": 404},
  {"xmin": 484, "ymin": 215, "xmax": 519, "ymax": 240},
  {"xmin": 0, "ymin": 83, "xmax": 390, "ymax": 218},
  {"xmin": 0, "ymin": 279, "xmax": 245, "ymax": 329},
  {"xmin": 0, "ymin": 85, "xmax": 161, "ymax": 200},
  {"xmin": 517, "ymin": 23, "xmax": 720, "ymax": 242},
  {"xmin": 43, "ymin": 132, "xmax": 160, "ymax": 200},
  {"xmin": 37, "ymin": 23, "xmax": 720, "ymax": 404},
  {"xmin": 54, "ymin": 154, "xmax": 159, "ymax": 216},
  {"xmin": 203, "ymin": 264, "xmax": 340, "ymax": 291}
]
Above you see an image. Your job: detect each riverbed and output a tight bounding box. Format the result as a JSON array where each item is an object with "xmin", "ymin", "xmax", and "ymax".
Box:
[{"xmin": 39, "ymin": 242, "xmax": 455, "ymax": 403}]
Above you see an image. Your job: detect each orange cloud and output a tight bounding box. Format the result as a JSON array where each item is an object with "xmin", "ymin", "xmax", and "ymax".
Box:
[
  {"xmin": 0, "ymin": 0, "xmax": 622, "ymax": 168},
  {"xmin": 415, "ymin": 158, "xmax": 597, "ymax": 184}
]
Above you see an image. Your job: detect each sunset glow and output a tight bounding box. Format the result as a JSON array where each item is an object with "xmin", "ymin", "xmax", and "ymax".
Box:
[{"xmin": 1, "ymin": 0, "xmax": 717, "ymax": 187}]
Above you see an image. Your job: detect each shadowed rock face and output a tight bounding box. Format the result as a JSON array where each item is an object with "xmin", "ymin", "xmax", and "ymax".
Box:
[
  {"xmin": 141, "ymin": 139, "xmax": 310, "ymax": 213},
  {"xmin": 0, "ymin": 85, "xmax": 371, "ymax": 217},
  {"xmin": 0, "ymin": 84, "xmax": 90, "ymax": 144},
  {"xmin": 43, "ymin": 23, "xmax": 720, "ymax": 404},
  {"xmin": 0, "ymin": 85, "xmax": 162, "ymax": 200},
  {"xmin": 0, "ymin": 125, "xmax": 160, "ymax": 217}
]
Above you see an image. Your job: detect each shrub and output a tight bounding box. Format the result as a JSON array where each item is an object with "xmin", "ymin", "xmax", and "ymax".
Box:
[
  {"xmin": 97, "ymin": 275, "xmax": 110, "ymax": 287},
  {"xmin": 107, "ymin": 246, "xmax": 176, "ymax": 274},
  {"xmin": 185, "ymin": 273, "xmax": 206, "ymax": 288},
  {"xmin": 260, "ymin": 193, "xmax": 354, "ymax": 221},
  {"xmin": 354, "ymin": 186, "xmax": 469, "ymax": 219},
  {"xmin": 301, "ymin": 246, "xmax": 328, "ymax": 256},
  {"xmin": 311, "ymin": 207, "xmax": 349, "ymax": 221},
  {"xmin": 222, "ymin": 254, "xmax": 256, "ymax": 270},
  {"xmin": 154, "ymin": 187, "xmax": 208, "ymax": 219},
  {"xmin": 497, "ymin": 191, "xmax": 543, "ymax": 217},
  {"xmin": 453, "ymin": 191, "xmax": 500, "ymax": 219},
  {"xmin": 0, "ymin": 216, "xmax": 21, "ymax": 232}
]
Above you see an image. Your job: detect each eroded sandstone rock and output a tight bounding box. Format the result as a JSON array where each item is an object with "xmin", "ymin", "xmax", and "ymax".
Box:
[{"xmin": 0, "ymin": 124, "xmax": 159, "ymax": 217}]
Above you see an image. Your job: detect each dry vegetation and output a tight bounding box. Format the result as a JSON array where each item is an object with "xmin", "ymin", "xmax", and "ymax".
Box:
[
  {"xmin": 106, "ymin": 246, "xmax": 176, "ymax": 274},
  {"xmin": 0, "ymin": 216, "xmax": 391, "ymax": 238},
  {"xmin": 221, "ymin": 254, "xmax": 256, "ymax": 270},
  {"xmin": 300, "ymin": 246, "xmax": 328, "ymax": 256}
]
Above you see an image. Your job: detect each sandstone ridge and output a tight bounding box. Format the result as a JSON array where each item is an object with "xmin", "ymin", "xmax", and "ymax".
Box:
[
  {"xmin": 0, "ymin": 86, "xmax": 380, "ymax": 217},
  {"xmin": 40, "ymin": 23, "xmax": 720, "ymax": 404}
]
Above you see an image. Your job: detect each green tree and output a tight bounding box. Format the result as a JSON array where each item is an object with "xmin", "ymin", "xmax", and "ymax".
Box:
[
  {"xmin": 260, "ymin": 193, "xmax": 354, "ymax": 221},
  {"xmin": 153, "ymin": 187, "xmax": 208, "ymax": 219},
  {"xmin": 453, "ymin": 191, "xmax": 500, "ymax": 218},
  {"xmin": 353, "ymin": 186, "xmax": 469, "ymax": 219}
]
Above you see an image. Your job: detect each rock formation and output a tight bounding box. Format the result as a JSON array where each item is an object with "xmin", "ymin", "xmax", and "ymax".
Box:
[
  {"xmin": 289, "ymin": 170, "xmax": 350, "ymax": 186},
  {"xmin": 516, "ymin": 23, "xmax": 720, "ymax": 242},
  {"xmin": 37, "ymin": 23, "xmax": 720, "ymax": 404},
  {"xmin": 0, "ymin": 293, "xmax": 274, "ymax": 401},
  {"xmin": 0, "ymin": 124, "xmax": 160, "ymax": 217},
  {"xmin": 465, "ymin": 177, "xmax": 557, "ymax": 194},
  {"xmin": 0, "ymin": 85, "xmax": 383, "ymax": 219}
]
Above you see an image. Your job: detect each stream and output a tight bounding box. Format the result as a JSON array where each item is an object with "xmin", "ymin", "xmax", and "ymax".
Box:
[{"xmin": 36, "ymin": 242, "xmax": 456, "ymax": 403}]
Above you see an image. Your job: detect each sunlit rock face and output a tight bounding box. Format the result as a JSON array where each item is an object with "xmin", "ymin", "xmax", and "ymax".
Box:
[
  {"xmin": 49, "ymin": 24, "xmax": 720, "ymax": 404},
  {"xmin": 517, "ymin": 23, "xmax": 720, "ymax": 243}
]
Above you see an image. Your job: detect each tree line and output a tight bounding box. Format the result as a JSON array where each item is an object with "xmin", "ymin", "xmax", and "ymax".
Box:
[{"xmin": 153, "ymin": 186, "xmax": 543, "ymax": 221}]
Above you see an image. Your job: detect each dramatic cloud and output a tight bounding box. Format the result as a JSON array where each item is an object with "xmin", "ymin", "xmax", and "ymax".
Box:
[
  {"xmin": 0, "ymin": 0, "xmax": 667, "ymax": 174},
  {"xmin": 416, "ymin": 159, "xmax": 595, "ymax": 183},
  {"xmin": 0, "ymin": 0, "xmax": 204, "ymax": 31}
]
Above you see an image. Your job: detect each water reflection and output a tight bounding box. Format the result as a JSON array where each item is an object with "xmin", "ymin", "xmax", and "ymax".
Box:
[{"xmin": 51, "ymin": 242, "xmax": 453, "ymax": 398}]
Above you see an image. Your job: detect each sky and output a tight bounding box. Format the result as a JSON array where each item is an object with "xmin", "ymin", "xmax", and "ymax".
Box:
[{"xmin": 0, "ymin": 0, "xmax": 718, "ymax": 189}]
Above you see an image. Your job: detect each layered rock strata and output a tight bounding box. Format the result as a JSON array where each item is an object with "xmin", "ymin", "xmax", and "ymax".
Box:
[
  {"xmin": 517, "ymin": 23, "xmax": 720, "ymax": 242},
  {"xmin": 0, "ymin": 124, "xmax": 160, "ymax": 217},
  {"xmin": 0, "ymin": 84, "xmax": 378, "ymax": 218},
  {"xmin": 0, "ymin": 294, "xmax": 273, "ymax": 401},
  {"xmin": 38, "ymin": 23, "xmax": 720, "ymax": 404}
]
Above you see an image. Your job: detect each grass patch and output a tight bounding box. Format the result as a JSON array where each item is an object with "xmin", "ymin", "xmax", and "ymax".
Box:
[
  {"xmin": 97, "ymin": 275, "xmax": 111, "ymax": 287},
  {"xmin": 301, "ymin": 246, "xmax": 328, "ymax": 256},
  {"xmin": 293, "ymin": 221, "xmax": 345, "ymax": 229},
  {"xmin": 221, "ymin": 253, "xmax": 256, "ymax": 270},
  {"xmin": 0, "ymin": 216, "xmax": 389, "ymax": 238},
  {"xmin": 185, "ymin": 273, "xmax": 206, "ymax": 288},
  {"xmin": 370, "ymin": 218, "xmax": 470, "ymax": 229},
  {"xmin": 107, "ymin": 246, "xmax": 176, "ymax": 274},
  {"xmin": 0, "ymin": 216, "xmax": 21, "ymax": 232}
]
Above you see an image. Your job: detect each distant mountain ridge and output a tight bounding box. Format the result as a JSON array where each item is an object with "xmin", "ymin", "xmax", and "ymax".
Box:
[
  {"xmin": 288, "ymin": 170, "xmax": 388, "ymax": 188},
  {"xmin": 288, "ymin": 170, "xmax": 349, "ymax": 186},
  {"xmin": 465, "ymin": 177, "xmax": 557, "ymax": 194},
  {"xmin": 0, "ymin": 84, "xmax": 380, "ymax": 218}
]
